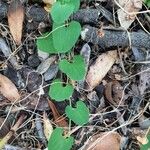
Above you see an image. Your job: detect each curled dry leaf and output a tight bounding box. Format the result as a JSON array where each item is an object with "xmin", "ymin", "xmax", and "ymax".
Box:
[
  {"xmin": 47, "ymin": 99, "xmax": 68, "ymax": 127},
  {"xmin": 0, "ymin": 74, "xmax": 20, "ymax": 101},
  {"xmin": 86, "ymin": 50, "xmax": 117, "ymax": 90},
  {"xmin": 43, "ymin": 112, "xmax": 53, "ymax": 140},
  {"xmin": 84, "ymin": 132, "xmax": 121, "ymax": 150},
  {"xmin": 116, "ymin": 0, "xmax": 143, "ymax": 29},
  {"xmin": 104, "ymin": 81, "xmax": 124, "ymax": 106},
  {"xmin": 8, "ymin": 0, "xmax": 24, "ymax": 45}
]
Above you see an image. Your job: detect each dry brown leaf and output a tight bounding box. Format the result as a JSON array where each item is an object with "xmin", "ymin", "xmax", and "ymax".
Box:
[
  {"xmin": 137, "ymin": 136, "xmax": 148, "ymax": 145},
  {"xmin": 86, "ymin": 50, "xmax": 117, "ymax": 90},
  {"xmin": 43, "ymin": 112, "xmax": 53, "ymax": 140},
  {"xmin": 43, "ymin": 0, "xmax": 56, "ymax": 12},
  {"xmin": 8, "ymin": 0, "xmax": 24, "ymax": 45},
  {"xmin": 116, "ymin": 0, "xmax": 143, "ymax": 29},
  {"xmin": 43, "ymin": 0, "xmax": 56, "ymax": 4},
  {"xmin": 47, "ymin": 99, "xmax": 68, "ymax": 127},
  {"xmin": 104, "ymin": 81, "xmax": 124, "ymax": 106},
  {"xmin": 84, "ymin": 132, "xmax": 121, "ymax": 150},
  {"xmin": 0, "ymin": 74, "xmax": 20, "ymax": 101}
]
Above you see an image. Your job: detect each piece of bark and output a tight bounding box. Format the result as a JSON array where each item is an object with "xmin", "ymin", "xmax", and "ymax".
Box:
[
  {"xmin": 27, "ymin": 7, "xmax": 101, "ymax": 24},
  {"xmin": 72, "ymin": 9, "xmax": 100, "ymax": 24},
  {"xmin": 0, "ymin": 3, "xmax": 111, "ymax": 25},
  {"xmin": 81, "ymin": 26, "xmax": 150, "ymax": 49}
]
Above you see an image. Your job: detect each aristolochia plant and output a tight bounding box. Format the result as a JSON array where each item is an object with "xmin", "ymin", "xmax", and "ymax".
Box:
[
  {"xmin": 36, "ymin": 0, "xmax": 89, "ymax": 150},
  {"xmin": 145, "ymin": 0, "xmax": 150, "ymax": 7}
]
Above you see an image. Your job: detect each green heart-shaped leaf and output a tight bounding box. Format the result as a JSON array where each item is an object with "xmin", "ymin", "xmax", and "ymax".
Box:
[
  {"xmin": 52, "ymin": 21, "xmax": 81, "ymax": 53},
  {"xmin": 51, "ymin": 1, "xmax": 74, "ymax": 24},
  {"xmin": 36, "ymin": 33, "xmax": 57, "ymax": 53},
  {"xmin": 65, "ymin": 100, "xmax": 89, "ymax": 125},
  {"xmin": 49, "ymin": 79, "xmax": 74, "ymax": 101},
  {"xmin": 57, "ymin": 0, "xmax": 80, "ymax": 12},
  {"xmin": 145, "ymin": 0, "xmax": 150, "ymax": 7},
  {"xmin": 59, "ymin": 55, "xmax": 86, "ymax": 80},
  {"xmin": 48, "ymin": 128, "xmax": 74, "ymax": 150}
]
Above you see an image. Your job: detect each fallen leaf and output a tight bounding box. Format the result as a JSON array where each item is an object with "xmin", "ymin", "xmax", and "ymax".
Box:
[
  {"xmin": 137, "ymin": 136, "xmax": 148, "ymax": 145},
  {"xmin": 43, "ymin": 0, "xmax": 56, "ymax": 12},
  {"xmin": 116, "ymin": 0, "xmax": 143, "ymax": 29},
  {"xmin": 8, "ymin": 0, "xmax": 24, "ymax": 45},
  {"xmin": 43, "ymin": 112, "xmax": 53, "ymax": 140},
  {"xmin": 86, "ymin": 50, "xmax": 117, "ymax": 90},
  {"xmin": 104, "ymin": 81, "xmax": 124, "ymax": 106},
  {"xmin": 47, "ymin": 99, "xmax": 68, "ymax": 127},
  {"xmin": 84, "ymin": 132, "xmax": 121, "ymax": 150},
  {"xmin": 0, "ymin": 74, "xmax": 20, "ymax": 101}
]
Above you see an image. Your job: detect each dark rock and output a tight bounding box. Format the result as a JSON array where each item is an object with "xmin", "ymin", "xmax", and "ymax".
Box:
[
  {"xmin": 3, "ymin": 66, "xmax": 25, "ymax": 88},
  {"xmin": 44, "ymin": 64, "xmax": 58, "ymax": 81},
  {"xmin": 20, "ymin": 67, "xmax": 42, "ymax": 92},
  {"xmin": 26, "ymin": 5, "xmax": 50, "ymax": 22},
  {"xmin": 0, "ymin": 1, "xmax": 8, "ymax": 21},
  {"xmin": 23, "ymin": 94, "xmax": 49, "ymax": 111},
  {"xmin": 132, "ymin": 47, "xmax": 145, "ymax": 61},
  {"xmin": 28, "ymin": 55, "xmax": 41, "ymax": 68}
]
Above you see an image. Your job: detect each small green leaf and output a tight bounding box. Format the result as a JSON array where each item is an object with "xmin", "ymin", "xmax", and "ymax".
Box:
[
  {"xmin": 51, "ymin": 1, "xmax": 74, "ymax": 24},
  {"xmin": 52, "ymin": 21, "xmax": 81, "ymax": 53},
  {"xmin": 48, "ymin": 128, "xmax": 74, "ymax": 150},
  {"xmin": 49, "ymin": 79, "xmax": 74, "ymax": 101},
  {"xmin": 36, "ymin": 33, "xmax": 57, "ymax": 53},
  {"xmin": 57, "ymin": 0, "xmax": 80, "ymax": 12},
  {"xmin": 59, "ymin": 55, "xmax": 86, "ymax": 80},
  {"xmin": 145, "ymin": 0, "xmax": 150, "ymax": 7},
  {"xmin": 70, "ymin": 0, "xmax": 80, "ymax": 12},
  {"xmin": 65, "ymin": 100, "xmax": 89, "ymax": 125}
]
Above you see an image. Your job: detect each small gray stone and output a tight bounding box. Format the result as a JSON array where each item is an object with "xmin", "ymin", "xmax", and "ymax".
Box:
[{"xmin": 44, "ymin": 64, "xmax": 58, "ymax": 81}]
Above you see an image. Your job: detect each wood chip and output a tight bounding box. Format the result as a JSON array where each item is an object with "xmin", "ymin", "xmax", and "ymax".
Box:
[
  {"xmin": 0, "ymin": 74, "xmax": 20, "ymax": 101},
  {"xmin": 8, "ymin": 0, "xmax": 24, "ymax": 45},
  {"xmin": 86, "ymin": 50, "xmax": 117, "ymax": 90}
]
